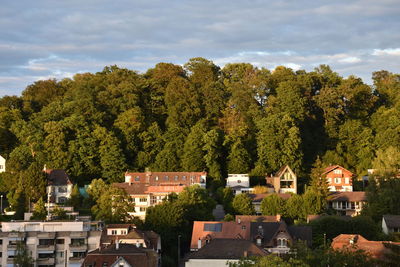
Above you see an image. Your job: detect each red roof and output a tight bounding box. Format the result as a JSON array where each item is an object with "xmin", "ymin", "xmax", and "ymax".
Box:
[
  {"xmin": 331, "ymin": 234, "xmax": 400, "ymax": 260},
  {"xmin": 190, "ymin": 221, "xmax": 251, "ymax": 250},
  {"xmin": 124, "ymin": 171, "xmax": 206, "ymax": 186},
  {"xmin": 328, "ymin": 191, "xmax": 367, "ymax": 202},
  {"xmin": 322, "ymin": 165, "xmax": 353, "ymax": 176}
]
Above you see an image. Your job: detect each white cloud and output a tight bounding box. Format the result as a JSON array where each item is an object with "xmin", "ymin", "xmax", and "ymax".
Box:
[{"xmin": 372, "ymin": 48, "xmax": 400, "ymax": 56}]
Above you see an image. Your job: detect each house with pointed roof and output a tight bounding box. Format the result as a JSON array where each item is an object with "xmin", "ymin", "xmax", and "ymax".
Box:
[
  {"xmin": 265, "ymin": 165, "xmax": 297, "ymax": 194},
  {"xmin": 190, "ymin": 220, "xmax": 311, "ymax": 255},
  {"xmin": 44, "ymin": 166, "xmax": 74, "ymax": 207},
  {"xmin": 82, "ymin": 243, "xmax": 159, "ymax": 267},
  {"xmin": 100, "ymin": 224, "xmax": 161, "ymax": 253},
  {"xmin": 323, "ymin": 165, "xmax": 353, "ymax": 192},
  {"xmin": 382, "ymin": 215, "xmax": 400, "ymax": 235}
]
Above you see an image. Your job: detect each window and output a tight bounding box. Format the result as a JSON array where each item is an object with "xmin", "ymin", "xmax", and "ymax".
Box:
[
  {"xmin": 56, "ymin": 239, "xmax": 64, "ymax": 244},
  {"xmin": 0, "ymin": 239, "xmax": 2, "ymax": 244},
  {"xmin": 203, "ymin": 223, "xmax": 222, "ymax": 232},
  {"xmin": 334, "ymin": 178, "xmax": 341, "ymax": 184},
  {"xmin": 174, "ymin": 176, "xmax": 178, "ymax": 181},
  {"xmin": 139, "ymin": 197, "xmax": 147, "ymax": 202},
  {"xmin": 140, "ymin": 207, "xmax": 146, "ymax": 212},
  {"xmin": 237, "ymin": 180, "xmax": 241, "ymax": 183},
  {"xmin": 256, "ymin": 238, "xmax": 262, "ymax": 246},
  {"xmin": 102, "ymin": 263, "xmax": 108, "ymax": 267},
  {"xmin": 58, "ymin": 197, "xmax": 67, "ymax": 203},
  {"xmin": 121, "ymin": 230, "xmax": 127, "ymax": 235},
  {"xmin": 155, "ymin": 176, "xmax": 159, "ymax": 181},
  {"xmin": 135, "ymin": 176, "xmax": 140, "ymax": 181},
  {"xmin": 0, "ymin": 165, "xmax": 3, "ymax": 169},
  {"xmin": 56, "ymin": 251, "xmax": 64, "ymax": 258},
  {"xmin": 164, "ymin": 176, "xmax": 169, "ymax": 181},
  {"xmin": 111, "ymin": 230, "xmax": 117, "ymax": 235},
  {"xmin": 58, "ymin": 186, "xmax": 67, "ymax": 193},
  {"xmin": 241, "ymin": 225, "xmax": 246, "ymax": 230},
  {"xmin": 345, "ymin": 178, "xmax": 350, "ymax": 184},
  {"xmin": 277, "ymin": 238, "xmax": 287, "ymax": 247},
  {"xmin": 334, "ymin": 169, "xmax": 342, "ymax": 174},
  {"xmin": 182, "ymin": 176, "xmax": 186, "ymax": 180}
]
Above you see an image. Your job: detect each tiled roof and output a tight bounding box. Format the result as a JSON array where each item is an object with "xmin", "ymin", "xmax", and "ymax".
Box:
[
  {"xmin": 185, "ymin": 239, "xmax": 268, "ymax": 260},
  {"xmin": 249, "ymin": 193, "xmax": 292, "ymax": 202},
  {"xmin": 322, "ymin": 165, "xmax": 353, "ymax": 176},
  {"xmin": 331, "ymin": 234, "xmax": 400, "ymax": 260},
  {"xmin": 82, "ymin": 244, "xmax": 158, "ymax": 267},
  {"xmin": 146, "ymin": 185, "xmax": 185, "ymax": 193},
  {"xmin": 328, "ymin": 191, "xmax": 367, "ymax": 202},
  {"xmin": 383, "ymin": 215, "xmax": 400, "ymax": 228},
  {"xmin": 125, "ymin": 171, "xmax": 206, "ymax": 186},
  {"xmin": 45, "ymin": 169, "xmax": 72, "ymax": 186},
  {"xmin": 190, "ymin": 221, "xmax": 251, "ymax": 250}
]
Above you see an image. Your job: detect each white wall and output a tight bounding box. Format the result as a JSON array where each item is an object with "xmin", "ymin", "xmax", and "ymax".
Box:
[{"xmin": 185, "ymin": 259, "xmax": 239, "ymax": 267}]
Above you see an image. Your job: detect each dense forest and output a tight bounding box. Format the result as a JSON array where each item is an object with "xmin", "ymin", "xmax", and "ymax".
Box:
[{"xmin": 0, "ymin": 57, "xmax": 399, "ymax": 192}]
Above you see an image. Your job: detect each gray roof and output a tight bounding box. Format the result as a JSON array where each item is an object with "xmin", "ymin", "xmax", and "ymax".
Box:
[
  {"xmin": 186, "ymin": 239, "xmax": 268, "ymax": 259},
  {"xmin": 383, "ymin": 215, "xmax": 400, "ymax": 228}
]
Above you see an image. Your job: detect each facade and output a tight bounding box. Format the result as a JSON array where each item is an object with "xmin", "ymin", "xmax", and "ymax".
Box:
[
  {"xmin": 0, "ymin": 155, "xmax": 5, "ymax": 173},
  {"xmin": 44, "ymin": 167, "xmax": 73, "ymax": 206},
  {"xmin": 82, "ymin": 243, "xmax": 159, "ymax": 267},
  {"xmin": 226, "ymin": 174, "xmax": 254, "ymax": 195},
  {"xmin": 265, "ymin": 165, "xmax": 297, "ymax": 194},
  {"xmin": 331, "ymin": 234, "xmax": 400, "ymax": 261},
  {"xmin": 322, "ymin": 165, "xmax": 353, "ymax": 192},
  {"xmin": 185, "ymin": 239, "xmax": 268, "ymax": 267},
  {"xmin": 114, "ymin": 171, "xmax": 207, "ymax": 219},
  {"xmin": 327, "ymin": 192, "xmax": 367, "ymax": 216},
  {"xmin": 0, "ymin": 220, "xmax": 103, "ymax": 267},
  {"xmin": 382, "ymin": 215, "xmax": 400, "ymax": 235},
  {"xmin": 100, "ymin": 224, "xmax": 161, "ymax": 253},
  {"xmin": 190, "ymin": 220, "xmax": 311, "ymax": 254}
]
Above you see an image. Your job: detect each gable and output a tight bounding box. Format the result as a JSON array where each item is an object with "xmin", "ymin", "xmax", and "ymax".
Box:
[{"xmin": 111, "ymin": 256, "xmax": 133, "ymax": 267}]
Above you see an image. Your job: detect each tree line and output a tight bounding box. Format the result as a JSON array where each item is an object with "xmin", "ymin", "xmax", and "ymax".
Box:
[{"xmin": 0, "ymin": 58, "xmax": 399, "ymax": 213}]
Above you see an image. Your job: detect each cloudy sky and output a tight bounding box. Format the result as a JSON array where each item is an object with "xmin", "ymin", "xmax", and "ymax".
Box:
[{"xmin": 1, "ymin": 0, "xmax": 399, "ymax": 96}]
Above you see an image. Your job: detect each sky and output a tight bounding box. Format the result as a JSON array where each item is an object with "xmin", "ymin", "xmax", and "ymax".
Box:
[{"xmin": 1, "ymin": 0, "xmax": 400, "ymax": 96}]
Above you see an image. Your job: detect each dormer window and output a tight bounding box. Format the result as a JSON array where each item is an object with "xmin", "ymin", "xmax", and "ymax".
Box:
[
  {"xmin": 135, "ymin": 176, "xmax": 140, "ymax": 181},
  {"xmin": 277, "ymin": 238, "xmax": 287, "ymax": 247},
  {"xmin": 257, "ymin": 238, "xmax": 262, "ymax": 246}
]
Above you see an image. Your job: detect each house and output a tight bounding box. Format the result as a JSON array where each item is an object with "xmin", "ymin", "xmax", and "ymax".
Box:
[
  {"xmin": 248, "ymin": 193, "xmax": 292, "ymax": 215},
  {"xmin": 114, "ymin": 171, "xmax": 207, "ymax": 219},
  {"xmin": 322, "ymin": 165, "xmax": 353, "ymax": 192},
  {"xmin": 327, "ymin": 191, "xmax": 367, "ymax": 216},
  {"xmin": 100, "ymin": 224, "xmax": 161, "ymax": 253},
  {"xmin": 382, "ymin": 215, "xmax": 400, "ymax": 235},
  {"xmin": 184, "ymin": 239, "xmax": 268, "ymax": 267},
  {"xmin": 190, "ymin": 220, "xmax": 312, "ymax": 254},
  {"xmin": 226, "ymin": 174, "xmax": 254, "ymax": 195},
  {"xmin": 266, "ymin": 165, "xmax": 297, "ymax": 194},
  {"xmin": 0, "ymin": 155, "xmax": 5, "ymax": 173},
  {"xmin": 0, "ymin": 220, "xmax": 103, "ymax": 267},
  {"xmin": 82, "ymin": 243, "xmax": 159, "ymax": 267},
  {"xmin": 331, "ymin": 234, "xmax": 400, "ymax": 261},
  {"xmin": 44, "ymin": 167, "xmax": 73, "ymax": 206}
]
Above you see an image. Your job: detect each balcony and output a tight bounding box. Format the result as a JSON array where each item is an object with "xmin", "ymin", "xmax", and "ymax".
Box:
[
  {"xmin": 7, "ymin": 257, "xmax": 15, "ymax": 264},
  {"xmin": 69, "ymin": 257, "xmax": 85, "ymax": 264},
  {"xmin": 70, "ymin": 231, "xmax": 88, "ymax": 238},
  {"xmin": 38, "ymin": 232, "xmax": 56, "ymax": 239},
  {"xmin": 69, "ymin": 243, "xmax": 87, "ymax": 251},
  {"xmin": 37, "ymin": 257, "xmax": 55, "ymax": 265},
  {"xmin": 37, "ymin": 244, "xmax": 55, "ymax": 250}
]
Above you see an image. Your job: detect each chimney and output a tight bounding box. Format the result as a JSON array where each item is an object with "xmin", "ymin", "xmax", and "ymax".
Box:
[
  {"xmin": 276, "ymin": 214, "xmax": 281, "ymax": 221},
  {"xmin": 197, "ymin": 238, "xmax": 201, "ymax": 249},
  {"xmin": 243, "ymin": 251, "xmax": 248, "ymax": 257},
  {"xmin": 237, "ymin": 218, "xmax": 241, "ymax": 224},
  {"xmin": 116, "ymin": 241, "xmax": 119, "ymax": 250}
]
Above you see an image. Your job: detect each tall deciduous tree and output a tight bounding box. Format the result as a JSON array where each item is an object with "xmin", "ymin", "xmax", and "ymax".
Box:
[{"xmin": 232, "ymin": 193, "xmax": 254, "ymax": 215}]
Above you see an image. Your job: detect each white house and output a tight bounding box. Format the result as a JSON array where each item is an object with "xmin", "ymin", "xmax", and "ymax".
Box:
[
  {"xmin": 382, "ymin": 215, "xmax": 400, "ymax": 235},
  {"xmin": 0, "ymin": 155, "xmax": 5, "ymax": 173},
  {"xmin": 226, "ymin": 174, "xmax": 254, "ymax": 195}
]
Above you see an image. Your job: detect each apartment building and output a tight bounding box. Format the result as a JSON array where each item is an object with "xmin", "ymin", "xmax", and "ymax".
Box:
[
  {"xmin": 0, "ymin": 220, "xmax": 103, "ymax": 267},
  {"xmin": 114, "ymin": 171, "xmax": 207, "ymax": 219}
]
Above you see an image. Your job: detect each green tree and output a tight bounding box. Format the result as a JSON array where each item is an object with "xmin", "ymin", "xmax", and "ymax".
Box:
[
  {"xmin": 69, "ymin": 184, "xmax": 82, "ymax": 210},
  {"xmin": 285, "ymin": 194, "xmax": 306, "ymax": 220},
  {"xmin": 31, "ymin": 198, "xmax": 47, "ymax": 220},
  {"xmin": 181, "ymin": 121, "xmax": 207, "ymax": 171},
  {"xmin": 232, "ymin": 193, "xmax": 254, "ymax": 215},
  {"xmin": 91, "ymin": 186, "xmax": 134, "ymax": 223},
  {"xmin": 260, "ymin": 194, "xmax": 286, "ymax": 216},
  {"xmin": 14, "ymin": 241, "xmax": 34, "ymax": 267},
  {"xmin": 202, "ymin": 129, "xmax": 224, "ymax": 180},
  {"xmin": 52, "ymin": 206, "xmax": 68, "ymax": 220}
]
